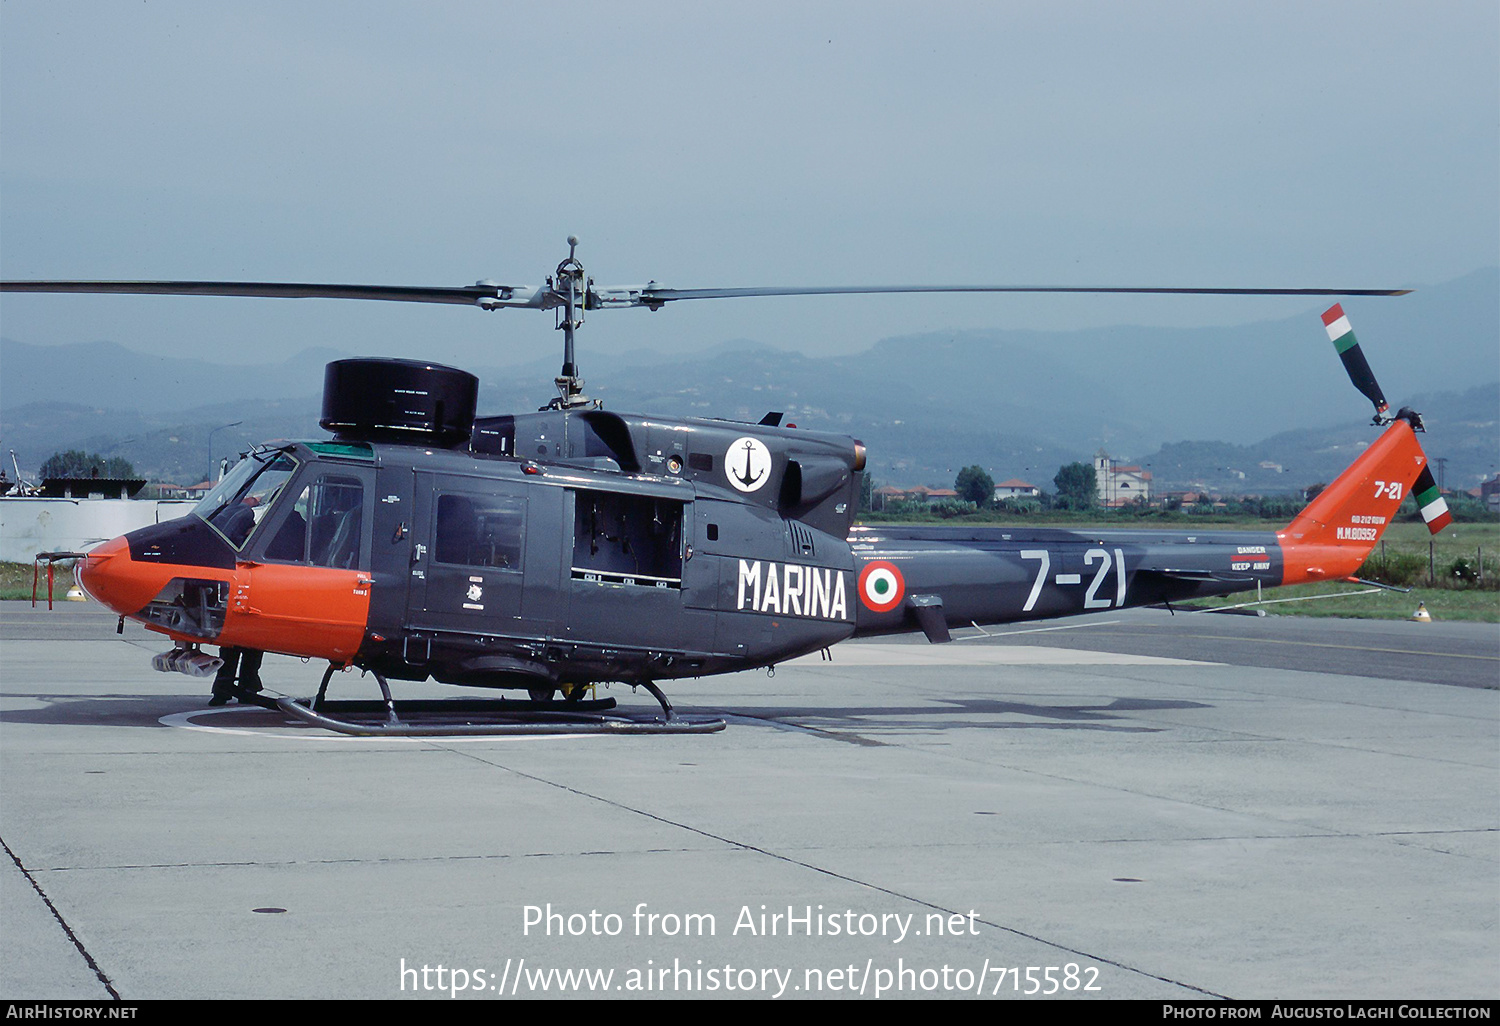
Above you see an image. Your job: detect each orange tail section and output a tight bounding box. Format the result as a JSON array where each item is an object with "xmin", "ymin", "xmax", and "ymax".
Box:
[{"xmin": 1277, "ymin": 417, "xmax": 1438, "ymax": 586}]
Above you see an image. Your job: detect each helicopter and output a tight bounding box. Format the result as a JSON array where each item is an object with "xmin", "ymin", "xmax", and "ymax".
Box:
[{"xmin": 0, "ymin": 240, "xmax": 1448, "ymax": 735}]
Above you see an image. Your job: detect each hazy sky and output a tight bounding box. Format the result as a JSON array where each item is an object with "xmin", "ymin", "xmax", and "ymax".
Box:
[{"xmin": 2, "ymin": 1, "xmax": 1496, "ymax": 374}]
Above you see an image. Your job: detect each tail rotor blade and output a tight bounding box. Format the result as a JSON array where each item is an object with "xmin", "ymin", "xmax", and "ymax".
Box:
[
  {"xmin": 1411, "ymin": 464, "xmax": 1454, "ymax": 535},
  {"xmin": 1322, "ymin": 303, "xmax": 1389, "ymax": 420}
]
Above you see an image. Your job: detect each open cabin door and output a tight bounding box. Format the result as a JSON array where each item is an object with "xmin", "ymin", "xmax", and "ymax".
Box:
[{"xmin": 565, "ymin": 487, "xmax": 694, "ymax": 650}]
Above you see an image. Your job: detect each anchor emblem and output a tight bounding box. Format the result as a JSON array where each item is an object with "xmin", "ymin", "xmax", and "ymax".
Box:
[
  {"xmin": 735, "ymin": 439, "xmax": 764, "ymax": 487},
  {"xmin": 725, "ymin": 436, "xmax": 772, "ymax": 493}
]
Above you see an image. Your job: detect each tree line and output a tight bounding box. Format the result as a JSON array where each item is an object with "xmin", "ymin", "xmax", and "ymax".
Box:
[
  {"xmin": 37, "ymin": 450, "xmax": 139, "ymax": 480},
  {"xmin": 862, "ymin": 461, "xmax": 1495, "ymax": 523}
]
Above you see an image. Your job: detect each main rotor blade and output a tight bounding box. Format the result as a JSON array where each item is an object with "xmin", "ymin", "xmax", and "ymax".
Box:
[
  {"xmin": 0, "ymin": 280, "xmax": 547, "ymax": 308},
  {"xmin": 636, "ymin": 284, "xmax": 1413, "ymax": 303},
  {"xmin": 3, "ymin": 279, "xmax": 1413, "ymax": 312}
]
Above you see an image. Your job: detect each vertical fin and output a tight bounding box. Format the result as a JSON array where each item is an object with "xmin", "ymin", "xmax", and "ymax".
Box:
[{"xmin": 1278, "ymin": 418, "xmax": 1443, "ymax": 585}]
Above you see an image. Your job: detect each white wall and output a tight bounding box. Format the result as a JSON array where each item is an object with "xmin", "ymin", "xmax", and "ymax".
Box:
[{"xmin": 0, "ymin": 498, "xmax": 198, "ymax": 564}]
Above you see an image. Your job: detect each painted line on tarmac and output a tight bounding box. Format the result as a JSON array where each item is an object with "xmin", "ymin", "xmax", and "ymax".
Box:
[
  {"xmin": 788, "ymin": 643, "xmax": 1213, "ymax": 667},
  {"xmin": 1079, "ymin": 629, "xmax": 1500, "ymax": 661},
  {"xmin": 957, "ymin": 619, "xmax": 1125, "ymax": 639}
]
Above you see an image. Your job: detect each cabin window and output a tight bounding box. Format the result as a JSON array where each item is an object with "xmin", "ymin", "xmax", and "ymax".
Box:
[
  {"xmin": 571, "ymin": 490, "xmax": 683, "ymax": 587},
  {"xmin": 434, "ymin": 494, "xmax": 524, "ymax": 570}
]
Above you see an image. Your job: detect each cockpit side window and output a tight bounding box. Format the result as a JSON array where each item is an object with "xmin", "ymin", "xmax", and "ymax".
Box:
[
  {"xmin": 264, "ymin": 485, "xmax": 312, "ymax": 562},
  {"xmin": 262, "ymin": 474, "xmax": 365, "ymax": 569}
]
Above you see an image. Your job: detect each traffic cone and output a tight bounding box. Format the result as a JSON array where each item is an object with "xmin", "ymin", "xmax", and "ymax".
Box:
[{"xmin": 1410, "ymin": 601, "xmax": 1432, "ymax": 623}]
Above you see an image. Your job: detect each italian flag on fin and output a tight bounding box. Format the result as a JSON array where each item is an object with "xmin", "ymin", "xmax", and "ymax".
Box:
[
  {"xmin": 1413, "ymin": 466, "xmax": 1453, "ymax": 534},
  {"xmin": 1322, "ymin": 303, "xmax": 1356, "ymax": 353}
]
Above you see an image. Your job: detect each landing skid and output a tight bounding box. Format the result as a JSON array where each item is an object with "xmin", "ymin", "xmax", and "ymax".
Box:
[{"xmin": 268, "ymin": 667, "xmax": 725, "ymax": 736}]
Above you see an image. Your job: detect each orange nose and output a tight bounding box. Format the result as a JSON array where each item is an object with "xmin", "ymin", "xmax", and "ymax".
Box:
[{"xmin": 77, "ymin": 535, "xmax": 163, "ymax": 616}]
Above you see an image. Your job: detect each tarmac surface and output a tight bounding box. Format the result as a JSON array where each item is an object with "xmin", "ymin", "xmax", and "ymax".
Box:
[{"xmin": 1, "ymin": 600, "xmax": 1496, "ymax": 1000}]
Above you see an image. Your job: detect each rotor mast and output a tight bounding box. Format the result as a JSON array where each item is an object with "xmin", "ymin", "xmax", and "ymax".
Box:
[{"xmin": 547, "ymin": 235, "xmax": 592, "ymax": 409}]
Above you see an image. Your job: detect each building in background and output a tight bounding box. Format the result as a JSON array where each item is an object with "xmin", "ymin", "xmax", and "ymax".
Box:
[
  {"xmin": 1094, "ymin": 450, "xmax": 1152, "ymax": 507},
  {"xmin": 1480, "ymin": 474, "xmax": 1500, "ymax": 514},
  {"xmin": 993, "ymin": 479, "xmax": 1040, "ymax": 500}
]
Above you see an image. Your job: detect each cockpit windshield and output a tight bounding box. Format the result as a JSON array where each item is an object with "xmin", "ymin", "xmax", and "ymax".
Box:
[{"xmin": 194, "ymin": 449, "xmax": 300, "ymax": 549}]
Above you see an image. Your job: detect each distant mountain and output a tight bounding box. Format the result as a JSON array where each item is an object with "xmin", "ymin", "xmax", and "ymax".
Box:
[
  {"xmin": 1138, "ymin": 383, "xmax": 1500, "ymax": 494},
  {"xmin": 839, "ymin": 267, "xmax": 1500, "ymax": 446},
  {"xmin": 3, "ymin": 269, "xmax": 1494, "ymax": 489},
  {"xmin": 1, "ymin": 397, "xmax": 323, "ymax": 486},
  {"xmin": 0, "ymin": 338, "xmax": 350, "ymax": 414}
]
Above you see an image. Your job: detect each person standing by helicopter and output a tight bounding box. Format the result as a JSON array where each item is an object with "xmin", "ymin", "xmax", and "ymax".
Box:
[
  {"xmin": 206, "ymin": 494, "xmax": 270, "ymax": 704},
  {"xmin": 210, "ymin": 647, "xmax": 263, "ymax": 705}
]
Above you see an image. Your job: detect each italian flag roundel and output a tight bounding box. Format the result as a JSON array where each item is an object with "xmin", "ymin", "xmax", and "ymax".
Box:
[{"xmin": 858, "ymin": 560, "xmax": 905, "ymax": 613}]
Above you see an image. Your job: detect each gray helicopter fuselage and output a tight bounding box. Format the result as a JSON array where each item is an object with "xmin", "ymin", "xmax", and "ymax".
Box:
[{"xmin": 98, "ymin": 403, "xmax": 1290, "ymax": 694}]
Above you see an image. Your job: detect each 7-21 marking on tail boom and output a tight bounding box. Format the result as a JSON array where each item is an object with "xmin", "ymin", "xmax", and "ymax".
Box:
[{"xmin": 1020, "ymin": 548, "xmax": 1127, "ymax": 612}]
